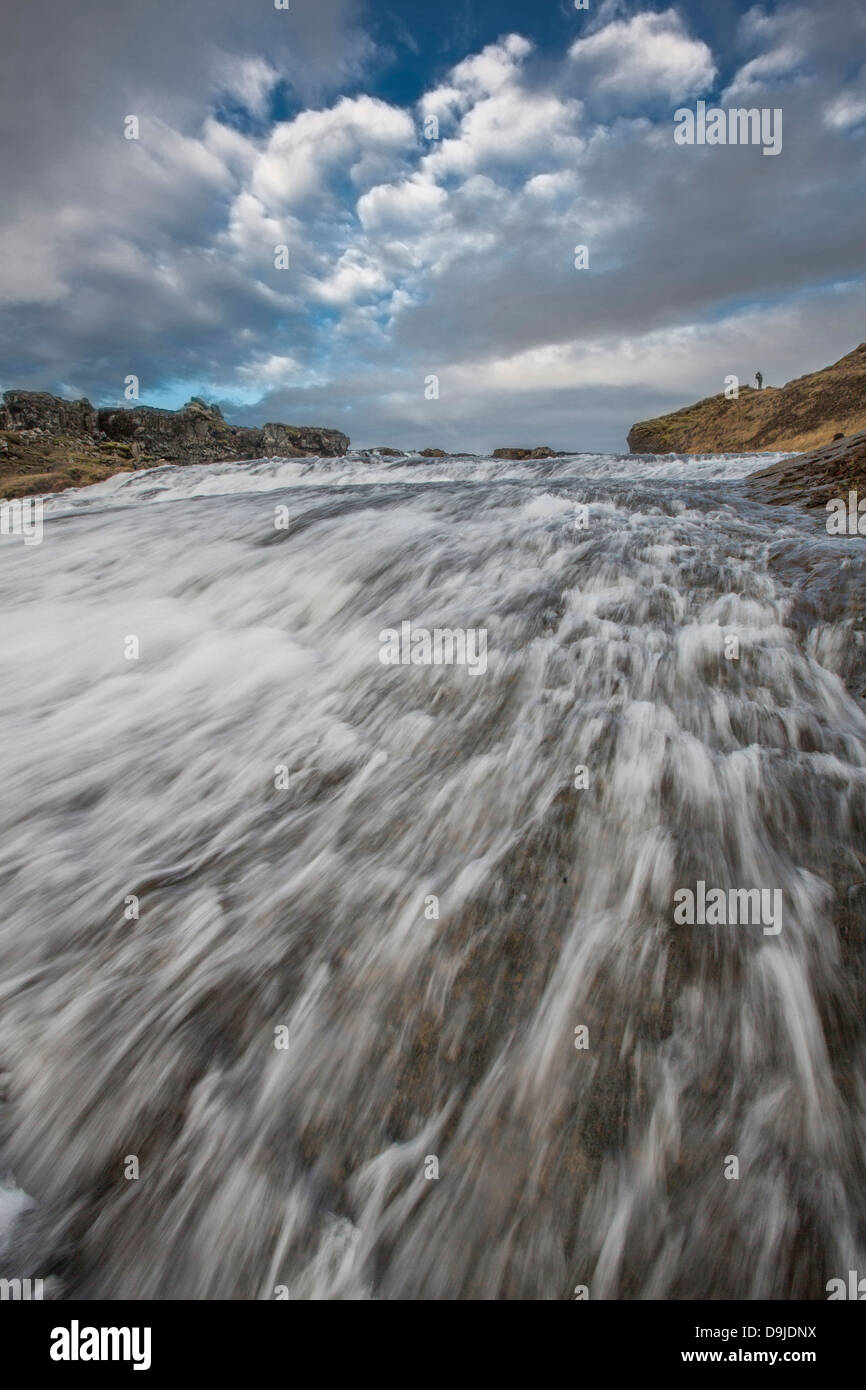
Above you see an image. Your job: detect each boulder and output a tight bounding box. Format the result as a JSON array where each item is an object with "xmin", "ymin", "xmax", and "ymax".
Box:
[
  {"xmin": 262, "ymin": 422, "xmax": 349, "ymax": 457},
  {"xmin": 492, "ymin": 446, "xmax": 556, "ymax": 460}
]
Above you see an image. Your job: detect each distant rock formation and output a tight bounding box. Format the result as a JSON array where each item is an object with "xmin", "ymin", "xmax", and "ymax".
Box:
[
  {"xmin": 97, "ymin": 399, "xmax": 348, "ymax": 462},
  {"xmin": 0, "ymin": 391, "xmax": 98, "ymax": 437},
  {"xmin": 492, "ymin": 446, "xmax": 557, "ymax": 460},
  {"xmin": 628, "ymin": 343, "xmax": 866, "ymax": 455},
  {"xmin": 0, "ymin": 390, "xmax": 349, "ymax": 497}
]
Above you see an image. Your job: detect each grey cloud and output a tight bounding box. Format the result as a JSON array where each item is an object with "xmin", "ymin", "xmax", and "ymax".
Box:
[{"xmin": 1, "ymin": 0, "xmax": 366, "ymax": 205}]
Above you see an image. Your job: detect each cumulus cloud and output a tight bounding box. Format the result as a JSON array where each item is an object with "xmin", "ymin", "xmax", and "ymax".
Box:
[
  {"xmin": 568, "ymin": 10, "xmax": 716, "ymax": 101},
  {"xmin": 311, "ymin": 249, "xmax": 391, "ymax": 307},
  {"xmin": 448, "ymin": 33, "xmax": 534, "ymax": 99},
  {"xmin": 357, "ymin": 178, "xmax": 448, "ymax": 232},
  {"xmin": 249, "ymin": 97, "xmax": 415, "ymax": 210}
]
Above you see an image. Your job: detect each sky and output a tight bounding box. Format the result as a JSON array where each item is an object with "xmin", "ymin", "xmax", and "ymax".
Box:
[{"xmin": 1, "ymin": 0, "xmax": 864, "ymax": 452}]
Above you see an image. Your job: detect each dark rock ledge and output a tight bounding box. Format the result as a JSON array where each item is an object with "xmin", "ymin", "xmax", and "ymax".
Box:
[
  {"xmin": 747, "ymin": 429, "xmax": 866, "ymax": 509},
  {"xmin": 0, "ymin": 390, "xmax": 349, "ymax": 498}
]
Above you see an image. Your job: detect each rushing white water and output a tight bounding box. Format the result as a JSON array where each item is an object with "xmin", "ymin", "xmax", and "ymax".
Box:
[{"xmin": 1, "ymin": 449, "xmax": 865, "ymax": 1299}]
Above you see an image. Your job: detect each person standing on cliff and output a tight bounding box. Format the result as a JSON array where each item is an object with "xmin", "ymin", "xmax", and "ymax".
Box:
[{"xmin": 755, "ymin": 371, "xmax": 763, "ymax": 389}]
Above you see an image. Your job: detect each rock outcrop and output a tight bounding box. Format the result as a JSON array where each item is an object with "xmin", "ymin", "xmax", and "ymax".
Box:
[
  {"xmin": 0, "ymin": 390, "xmax": 349, "ymax": 497},
  {"xmin": 747, "ymin": 428, "xmax": 866, "ymax": 509},
  {"xmin": 0, "ymin": 391, "xmax": 98, "ymax": 438},
  {"xmin": 492, "ymin": 446, "xmax": 557, "ymax": 460},
  {"xmin": 96, "ymin": 397, "xmax": 348, "ymax": 462},
  {"xmin": 628, "ymin": 343, "xmax": 866, "ymax": 455}
]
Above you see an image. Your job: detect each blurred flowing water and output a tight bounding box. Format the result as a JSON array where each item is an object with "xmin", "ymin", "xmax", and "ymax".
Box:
[{"xmin": 1, "ymin": 449, "xmax": 865, "ymax": 1299}]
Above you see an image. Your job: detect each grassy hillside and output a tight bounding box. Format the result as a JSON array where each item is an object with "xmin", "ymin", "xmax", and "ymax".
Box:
[
  {"xmin": 628, "ymin": 343, "xmax": 866, "ymax": 454},
  {"xmin": 0, "ymin": 432, "xmax": 142, "ymax": 499}
]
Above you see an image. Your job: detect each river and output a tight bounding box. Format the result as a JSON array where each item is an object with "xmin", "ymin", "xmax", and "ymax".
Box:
[{"xmin": 1, "ymin": 448, "xmax": 864, "ymax": 1298}]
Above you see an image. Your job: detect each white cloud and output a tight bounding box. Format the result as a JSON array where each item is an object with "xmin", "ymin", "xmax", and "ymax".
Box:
[
  {"xmin": 723, "ymin": 42, "xmax": 805, "ymax": 99},
  {"xmin": 523, "ymin": 170, "xmax": 579, "ymax": 201},
  {"xmin": 250, "ymin": 96, "xmax": 415, "ymax": 209},
  {"xmin": 823, "ymin": 91, "xmax": 866, "ymax": 131},
  {"xmin": 424, "ymin": 88, "xmax": 583, "ymax": 179},
  {"xmin": 413, "ymin": 33, "xmax": 584, "ymax": 182},
  {"xmin": 238, "ymin": 353, "xmax": 300, "ymax": 384},
  {"xmin": 568, "ymin": 10, "xmax": 715, "ymax": 100},
  {"xmin": 310, "ymin": 248, "xmax": 391, "ymax": 307},
  {"xmin": 418, "ymin": 85, "xmax": 465, "ymax": 126},
  {"xmin": 357, "ymin": 178, "xmax": 448, "ymax": 232},
  {"xmin": 219, "ymin": 57, "xmax": 279, "ymax": 119},
  {"xmin": 202, "ymin": 118, "xmax": 260, "ymax": 178},
  {"xmin": 225, "ymin": 191, "xmax": 287, "ymax": 258},
  {"xmin": 448, "ymin": 34, "xmax": 533, "ymax": 98}
]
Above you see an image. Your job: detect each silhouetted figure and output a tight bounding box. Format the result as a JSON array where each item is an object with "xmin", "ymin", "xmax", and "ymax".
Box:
[{"xmin": 755, "ymin": 371, "xmax": 763, "ymax": 390}]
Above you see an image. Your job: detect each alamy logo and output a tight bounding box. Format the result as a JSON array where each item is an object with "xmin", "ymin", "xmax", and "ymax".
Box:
[
  {"xmin": 674, "ymin": 881, "xmax": 782, "ymax": 935},
  {"xmin": 50, "ymin": 1321, "xmax": 152, "ymax": 1371},
  {"xmin": 0, "ymin": 1277, "xmax": 43, "ymax": 1300},
  {"xmin": 0, "ymin": 496, "xmax": 43, "ymax": 545},
  {"xmin": 826, "ymin": 492, "xmax": 866, "ymax": 535},
  {"xmin": 674, "ymin": 100, "xmax": 782, "ymax": 156},
  {"xmin": 826, "ymin": 1271, "xmax": 866, "ymax": 1299},
  {"xmin": 379, "ymin": 620, "xmax": 488, "ymax": 676}
]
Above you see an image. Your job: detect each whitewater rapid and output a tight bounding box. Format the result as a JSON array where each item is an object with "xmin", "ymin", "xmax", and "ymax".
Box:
[{"xmin": 1, "ymin": 449, "xmax": 865, "ymax": 1298}]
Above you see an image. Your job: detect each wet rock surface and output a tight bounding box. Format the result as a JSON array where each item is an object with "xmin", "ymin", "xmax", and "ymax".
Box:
[{"xmin": 747, "ymin": 428, "xmax": 866, "ymax": 509}]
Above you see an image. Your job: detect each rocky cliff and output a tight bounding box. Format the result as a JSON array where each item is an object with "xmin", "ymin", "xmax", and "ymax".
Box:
[
  {"xmin": 0, "ymin": 391, "xmax": 349, "ymax": 497},
  {"xmin": 628, "ymin": 344, "xmax": 866, "ymax": 455}
]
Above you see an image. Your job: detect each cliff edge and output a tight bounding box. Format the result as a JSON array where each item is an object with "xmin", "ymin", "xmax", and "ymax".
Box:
[{"xmin": 628, "ymin": 344, "xmax": 866, "ymax": 455}]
